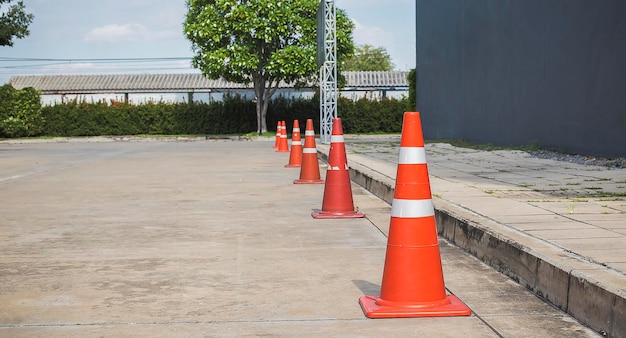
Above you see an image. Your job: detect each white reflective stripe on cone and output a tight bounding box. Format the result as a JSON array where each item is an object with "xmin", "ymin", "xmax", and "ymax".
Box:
[
  {"xmin": 303, "ymin": 148, "xmax": 317, "ymax": 153},
  {"xmin": 293, "ymin": 128, "xmax": 300, "ymax": 132},
  {"xmin": 398, "ymin": 147, "xmax": 427, "ymax": 165},
  {"xmin": 305, "ymin": 131, "xmax": 315, "ymax": 136},
  {"xmin": 330, "ymin": 135, "xmax": 344, "ymax": 143},
  {"xmin": 291, "ymin": 141, "xmax": 302, "ymax": 146},
  {"xmin": 391, "ymin": 199, "xmax": 435, "ymax": 218},
  {"xmin": 327, "ymin": 164, "xmax": 348, "ymax": 170}
]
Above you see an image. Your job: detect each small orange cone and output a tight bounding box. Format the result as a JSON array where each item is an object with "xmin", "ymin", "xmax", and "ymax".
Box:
[
  {"xmin": 359, "ymin": 112, "xmax": 471, "ymax": 318},
  {"xmin": 285, "ymin": 119, "xmax": 303, "ymax": 167},
  {"xmin": 273, "ymin": 121, "xmax": 280, "ymax": 148},
  {"xmin": 276, "ymin": 121, "xmax": 289, "ymax": 152},
  {"xmin": 294, "ymin": 119, "xmax": 324, "ymax": 184},
  {"xmin": 312, "ymin": 118, "xmax": 364, "ymax": 219}
]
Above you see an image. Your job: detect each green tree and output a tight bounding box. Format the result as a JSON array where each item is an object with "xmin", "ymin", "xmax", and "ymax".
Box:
[
  {"xmin": 184, "ymin": 0, "xmax": 354, "ymax": 134},
  {"xmin": 407, "ymin": 68, "xmax": 416, "ymax": 111},
  {"xmin": 0, "ymin": 0, "xmax": 34, "ymax": 47},
  {"xmin": 343, "ymin": 44, "xmax": 394, "ymax": 71}
]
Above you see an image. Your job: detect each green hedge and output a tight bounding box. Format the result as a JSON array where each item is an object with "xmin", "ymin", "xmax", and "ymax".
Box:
[
  {"xmin": 0, "ymin": 84, "xmax": 44, "ymax": 137},
  {"xmin": 407, "ymin": 68, "xmax": 416, "ymax": 112},
  {"xmin": 2, "ymin": 89, "xmax": 409, "ymax": 137},
  {"xmin": 268, "ymin": 94, "xmax": 406, "ymax": 134},
  {"xmin": 267, "ymin": 95, "xmax": 320, "ymax": 133},
  {"xmin": 340, "ymin": 97, "xmax": 404, "ymax": 133},
  {"xmin": 41, "ymin": 96, "xmax": 258, "ymax": 136}
]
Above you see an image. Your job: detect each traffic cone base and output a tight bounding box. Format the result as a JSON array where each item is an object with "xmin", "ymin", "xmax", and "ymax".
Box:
[
  {"xmin": 311, "ymin": 209, "xmax": 364, "ymax": 218},
  {"xmin": 294, "ymin": 178, "xmax": 324, "ymax": 184},
  {"xmin": 358, "ymin": 294, "xmax": 471, "ymax": 319}
]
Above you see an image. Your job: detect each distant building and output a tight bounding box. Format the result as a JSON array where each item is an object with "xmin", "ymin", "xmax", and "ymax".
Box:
[
  {"xmin": 416, "ymin": 0, "xmax": 626, "ymax": 158},
  {"xmin": 8, "ymin": 71, "xmax": 409, "ymax": 105}
]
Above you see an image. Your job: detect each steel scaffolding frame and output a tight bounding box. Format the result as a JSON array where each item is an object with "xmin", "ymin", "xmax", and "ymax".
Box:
[{"xmin": 319, "ymin": 0, "xmax": 337, "ymax": 144}]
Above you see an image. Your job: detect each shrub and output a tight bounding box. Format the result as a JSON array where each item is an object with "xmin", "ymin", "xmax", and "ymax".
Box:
[
  {"xmin": 407, "ymin": 68, "xmax": 416, "ymax": 112},
  {"xmin": 267, "ymin": 94, "xmax": 319, "ymax": 133},
  {"xmin": 0, "ymin": 85, "xmax": 44, "ymax": 137},
  {"xmin": 37, "ymin": 94, "xmax": 407, "ymax": 137},
  {"xmin": 339, "ymin": 96, "xmax": 404, "ymax": 133}
]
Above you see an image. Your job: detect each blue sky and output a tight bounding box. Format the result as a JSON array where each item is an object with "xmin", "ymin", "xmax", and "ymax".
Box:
[{"xmin": 0, "ymin": 0, "xmax": 415, "ymax": 84}]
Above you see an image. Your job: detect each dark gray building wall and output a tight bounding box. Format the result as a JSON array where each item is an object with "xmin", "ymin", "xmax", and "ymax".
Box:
[{"xmin": 416, "ymin": 0, "xmax": 626, "ymax": 157}]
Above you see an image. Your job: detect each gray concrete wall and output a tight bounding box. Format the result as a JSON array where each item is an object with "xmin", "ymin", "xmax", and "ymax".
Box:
[{"xmin": 416, "ymin": 0, "xmax": 626, "ymax": 158}]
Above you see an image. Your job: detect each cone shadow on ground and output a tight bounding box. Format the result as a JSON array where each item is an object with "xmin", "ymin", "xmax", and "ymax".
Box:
[{"xmin": 352, "ymin": 280, "xmax": 381, "ymax": 296}]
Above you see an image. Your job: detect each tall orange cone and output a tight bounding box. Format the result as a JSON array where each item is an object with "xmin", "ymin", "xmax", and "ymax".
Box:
[
  {"xmin": 273, "ymin": 121, "xmax": 280, "ymax": 148},
  {"xmin": 276, "ymin": 121, "xmax": 289, "ymax": 152},
  {"xmin": 294, "ymin": 119, "xmax": 324, "ymax": 184},
  {"xmin": 359, "ymin": 112, "xmax": 471, "ymax": 318},
  {"xmin": 312, "ymin": 118, "xmax": 364, "ymax": 219},
  {"xmin": 285, "ymin": 119, "xmax": 302, "ymax": 167}
]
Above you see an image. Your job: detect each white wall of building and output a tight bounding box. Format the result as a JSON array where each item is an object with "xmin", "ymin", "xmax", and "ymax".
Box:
[{"xmin": 40, "ymin": 88, "xmax": 404, "ymax": 105}]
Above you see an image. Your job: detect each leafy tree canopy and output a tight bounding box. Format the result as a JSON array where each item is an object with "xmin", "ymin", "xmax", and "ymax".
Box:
[
  {"xmin": 343, "ymin": 44, "xmax": 394, "ymax": 71},
  {"xmin": 184, "ymin": 0, "xmax": 354, "ymax": 133},
  {"xmin": 0, "ymin": 0, "xmax": 34, "ymax": 47}
]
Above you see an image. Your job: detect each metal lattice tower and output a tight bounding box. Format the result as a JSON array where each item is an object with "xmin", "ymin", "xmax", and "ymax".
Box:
[{"xmin": 319, "ymin": 0, "xmax": 337, "ymax": 144}]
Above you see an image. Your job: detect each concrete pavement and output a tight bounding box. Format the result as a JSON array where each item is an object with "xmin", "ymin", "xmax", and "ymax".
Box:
[
  {"xmin": 0, "ymin": 138, "xmax": 602, "ymax": 337},
  {"xmin": 318, "ymin": 135, "xmax": 625, "ymax": 338}
]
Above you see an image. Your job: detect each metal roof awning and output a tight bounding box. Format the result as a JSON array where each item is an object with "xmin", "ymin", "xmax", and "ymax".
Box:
[{"xmin": 8, "ymin": 71, "xmax": 409, "ymax": 95}]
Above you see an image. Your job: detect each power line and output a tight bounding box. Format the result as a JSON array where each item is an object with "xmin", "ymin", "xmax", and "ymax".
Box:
[
  {"xmin": 0, "ymin": 57, "xmax": 198, "ymax": 82},
  {"xmin": 0, "ymin": 57, "xmax": 192, "ymax": 63},
  {"xmin": 2, "ymin": 61, "xmax": 193, "ymax": 70},
  {"xmin": 0, "ymin": 57, "xmax": 193, "ymax": 70},
  {"xmin": 0, "ymin": 57, "xmax": 196, "ymax": 75}
]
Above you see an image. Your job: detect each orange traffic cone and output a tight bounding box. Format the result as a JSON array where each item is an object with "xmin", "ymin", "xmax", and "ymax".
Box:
[
  {"xmin": 294, "ymin": 119, "xmax": 324, "ymax": 184},
  {"xmin": 273, "ymin": 121, "xmax": 280, "ymax": 148},
  {"xmin": 359, "ymin": 112, "xmax": 471, "ymax": 318},
  {"xmin": 312, "ymin": 118, "xmax": 364, "ymax": 219},
  {"xmin": 285, "ymin": 119, "xmax": 302, "ymax": 167},
  {"xmin": 276, "ymin": 121, "xmax": 289, "ymax": 152}
]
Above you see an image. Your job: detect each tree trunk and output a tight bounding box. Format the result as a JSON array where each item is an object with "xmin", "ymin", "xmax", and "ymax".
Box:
[
  {"xmin": 256, "ymin": 97, "xmax": 264, "ymax": 135},
  {"xmin": 253, "ymin": 77, "xmax": 266, "ymax": 134},
  {"xmin": 262, "ymin": 81, "xmax": 279, "ymax": 134},
  {"xmin": 253, "ymin": 77, "xmax": 279, "ymax": 135}
]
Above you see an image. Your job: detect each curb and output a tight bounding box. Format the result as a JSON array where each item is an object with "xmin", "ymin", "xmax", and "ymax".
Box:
[
  {"xmin": 318, "ymin": 149, "xmax": 625, "ymax": 338},
  {"xmin": 0, "ymin": 135, "xmax": 268, "ymax": 144}
]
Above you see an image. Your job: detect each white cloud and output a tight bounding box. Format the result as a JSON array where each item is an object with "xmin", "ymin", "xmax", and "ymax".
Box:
[
  {"xmin": 84, "ymin": 23, "xmax": 179, "ymax": 43},
  {"xmin": 351, "ymin": 19, "xmax": 395, "ymax": 51}
]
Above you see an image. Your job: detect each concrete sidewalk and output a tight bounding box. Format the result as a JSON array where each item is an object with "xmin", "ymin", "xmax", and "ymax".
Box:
[
  {"xmin": 0, "ymin": 139, "xmax": 600, "ymax": 337},
  {"xmin": 318, "ymin": 136, "xmax": 625, "ymax": 338}
]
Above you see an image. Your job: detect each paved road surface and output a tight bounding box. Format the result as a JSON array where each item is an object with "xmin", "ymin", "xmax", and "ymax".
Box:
[{"xmin": 0, "ymin": 139, "xmax": 600, "ymax": 337}]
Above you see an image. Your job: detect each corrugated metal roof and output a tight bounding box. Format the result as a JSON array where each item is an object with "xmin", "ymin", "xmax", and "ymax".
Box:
[
  {"xmin": 343, "ymin": 71, "xmax": 408, "ymax": 89},
  {"xmin": 8, "ymin": 73, "xmax": 250, "ymax": 94},
  {"xmin": 8, "ymin": 71, "xmax": 409, "ymax": 94}
]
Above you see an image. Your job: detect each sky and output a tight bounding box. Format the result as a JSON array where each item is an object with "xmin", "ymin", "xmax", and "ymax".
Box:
[{"xmin": 0, "ymin": 0, "xmax": 415, "ymax": 84}]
